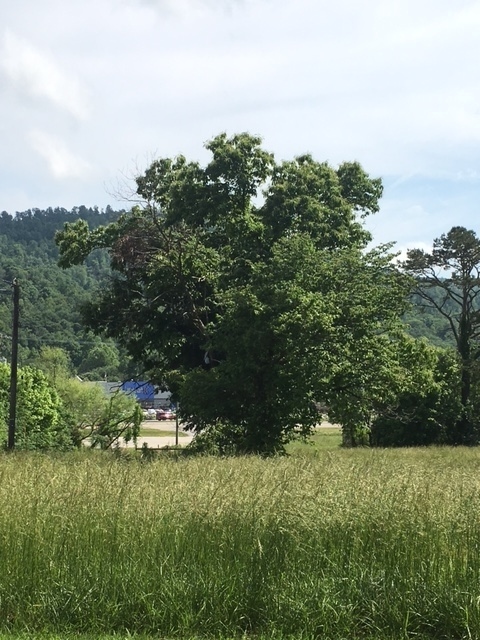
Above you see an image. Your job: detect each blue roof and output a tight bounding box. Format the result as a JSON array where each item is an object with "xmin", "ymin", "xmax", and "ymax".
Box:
[{"xmin": 121, "ymin": 380, "xmax": 155, "ymax": 401}]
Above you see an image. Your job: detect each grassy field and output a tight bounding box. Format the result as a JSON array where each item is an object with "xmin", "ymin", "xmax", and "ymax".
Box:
[
  {"xmin": 0, "ymin": 445, "xmax": 479, "ymax": 639},
  {"xmin": 286, "ymin": 426, "xmax": 342, "ymax": 452},
  {"xmin": 137, "ymin": 425, "xmax": 340, "ymax": 445},
  {"xmin": 138, "ymin": 428, "xmax": 190, "ymax": 438}
]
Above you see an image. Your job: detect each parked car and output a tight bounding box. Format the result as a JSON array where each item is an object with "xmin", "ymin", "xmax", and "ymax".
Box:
[{"xmin": 156, "ymin": 408, "xmax": 175, "ymax": 421}]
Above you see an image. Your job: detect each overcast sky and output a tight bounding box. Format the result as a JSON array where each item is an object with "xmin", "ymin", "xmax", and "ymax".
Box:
[{"xmin": 2, "ymin": 0, "xmax": 480, "ymax": 253}]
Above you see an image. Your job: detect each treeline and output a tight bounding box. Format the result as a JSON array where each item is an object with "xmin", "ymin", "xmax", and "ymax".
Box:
[
  {"xmin": 2, "ymin": 143, "xmax": 478, "ymax": 455},
  {"xmin": 0, "ymin": 205, "xmax": 454, "ymax": 377},
  {"xmin": 54, "ymin": 133, "xmax": 480, "ymax": 453},
  {"xmin": 0, "ymin": 205, "xmax": 120, "ymax": 250},
  {"xmin": 0, "ymin": 206, "xmax": 132, "ymax": 380}
]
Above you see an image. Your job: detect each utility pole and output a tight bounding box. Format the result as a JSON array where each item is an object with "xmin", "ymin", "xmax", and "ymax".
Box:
[
  {"xmin": 8, "ymin": 279, "xmax": 19, "ymax": 450},
  {"xmin": 175, "ymin": 404, "xmax": 179, "ymax": 446}
]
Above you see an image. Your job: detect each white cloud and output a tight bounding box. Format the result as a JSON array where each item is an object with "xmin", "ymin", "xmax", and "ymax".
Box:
[
  {"xmin": 134, "ymin": 0, "xmax": 249, "ymax": 18},
  {"xmin": 0, "ymin": 0, "xmax": 480, "ymax": 246},
  {"xmin": 1, "ymin": 31, "xmax": 90, "ymax": 121},
  {"xmin": 29, "ymin": 130, "xmax": 91, "ymax": 180}
]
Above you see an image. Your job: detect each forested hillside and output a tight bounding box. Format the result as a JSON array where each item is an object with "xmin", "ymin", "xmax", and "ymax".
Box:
[
  {"xmin": 0, "ymin": 206, "xmax": 128, "ymax": 378},
  {"xmin": 402, "ymin": 292, "xmax": 455, "ymax": 348},
  {"xmin": 0, "ymin": 204, "xmax": 457, "ymax": 382}
]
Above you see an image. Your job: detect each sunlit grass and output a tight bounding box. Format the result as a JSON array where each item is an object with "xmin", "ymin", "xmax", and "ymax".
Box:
[
  {"xmin": 0, "ymin": 636, "xmax": 149, "ymax": 640},
  {"xmin": 287, "ymin": 426, "xmax": 342, "ymax": 453},
  {"xmin": 0, "ymin": 447, "xmax": 479, "ymax": 638}
]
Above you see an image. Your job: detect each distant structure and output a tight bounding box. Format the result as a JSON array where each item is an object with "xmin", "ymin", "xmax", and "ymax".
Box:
[{"xmin": 95, "ymin": 380, "xmax": 171, "ymax": 409}]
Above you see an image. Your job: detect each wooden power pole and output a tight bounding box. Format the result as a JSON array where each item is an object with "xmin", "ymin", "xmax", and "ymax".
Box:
[{"xmin": 8, "ymin": 279, "xmax": 19, "ymax": 450}]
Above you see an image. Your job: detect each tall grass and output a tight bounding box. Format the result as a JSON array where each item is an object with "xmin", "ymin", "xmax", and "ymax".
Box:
[{"xmin": 0, "ymin": 448, "xmax": 479, "ymax": 638}]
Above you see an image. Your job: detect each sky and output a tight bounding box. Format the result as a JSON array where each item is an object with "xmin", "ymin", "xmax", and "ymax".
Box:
[{"xmin": 1, "ymin": 0, "xmax": 480, "ymax": 254}]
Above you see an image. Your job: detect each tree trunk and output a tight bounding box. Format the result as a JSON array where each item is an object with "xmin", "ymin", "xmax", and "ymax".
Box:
[{"xmin": 453, "ymin": 307, "xmax": 477, "ymax": 444}]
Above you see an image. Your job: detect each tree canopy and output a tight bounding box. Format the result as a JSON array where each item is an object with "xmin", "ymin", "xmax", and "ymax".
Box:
[
  {"xmin": 57, "ymin": 132, "xmax": 411, "ymax": 453},
  {"xmin": 0, "ymin": 200, "xmax": 449, "ymax": 376},
  {"xmin": 403, "ymin": 226, "xmax": 480, "ymax": 444}
]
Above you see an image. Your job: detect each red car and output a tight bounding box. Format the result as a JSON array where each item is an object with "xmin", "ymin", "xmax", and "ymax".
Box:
[{"xmin": 156, "ymin": 408, "xmax": 175, "ymax": 421}]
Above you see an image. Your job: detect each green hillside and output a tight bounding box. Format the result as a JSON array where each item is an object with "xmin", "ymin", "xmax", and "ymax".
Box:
[
  {"xmin": 403, "ymin": 293, "xmax": 455, "ymax": 348},
  {"xmin": 0, "ymin": 206, "xmax": 125, "ymax": 377}
]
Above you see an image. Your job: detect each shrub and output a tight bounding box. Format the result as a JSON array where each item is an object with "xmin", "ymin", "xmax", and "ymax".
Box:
[{"xmin": 0, "ymin": 363, "xmax": 71, "ymax": 449}]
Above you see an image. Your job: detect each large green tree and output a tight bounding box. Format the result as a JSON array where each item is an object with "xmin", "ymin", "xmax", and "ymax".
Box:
[
  {"xmin": 403, "ymin": 226, "xmax": 480, "ymax": 444},
  {"xmin": 57, "ymin": 132, "xmax": 410, "ymax": 454}
]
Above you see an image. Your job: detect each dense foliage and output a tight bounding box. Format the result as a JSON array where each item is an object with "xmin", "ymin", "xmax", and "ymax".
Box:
[
  {"xmin": 0, "ymin": 203, "xmax": 457, "ymax": 369},
  {"xmin": 0, "ymin": 363, "xmax": 70, "ymax": 450},
  {"xmin": 1, "ymin": 146, "xmax": 478, "ymax": 451},
  {"xmin": 0, "ymin": 351, "xmax": 141, "ymax": 451},
  {"xmin": 57, "ymin": 132, "xmax": 412, "ymax": 453},
  {"xmin": 0, "ymin": 206, "xmax": 129, "ymax": 377},
  {"xmin": 370, "ymin": 340, "xmax": 462, "ymax": 446},
  {"xmin": 403, "ymin": 226, "xmax": 480, "ymax": 444}
]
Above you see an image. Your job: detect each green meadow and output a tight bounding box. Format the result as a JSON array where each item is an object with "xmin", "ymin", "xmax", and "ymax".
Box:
[
  {"xmin": 0, "ymin": 444, "xmax": 479, "ymax": 639},
  {"xmin": 286, "ymin": 427, "xmax": 343, "ymax": 452}
]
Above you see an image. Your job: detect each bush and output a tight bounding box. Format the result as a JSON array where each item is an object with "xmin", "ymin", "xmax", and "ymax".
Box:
[
  {"xmin": 0, "ymin": 363, "xmax": 72, "ymax": 450},
  {"xmin": 57, "ymin": 378, "xmax": 142, "ymax": 449},
  {"xmin": 371, "ymin": 349, "xmax": 462, "ymax": 447}
]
